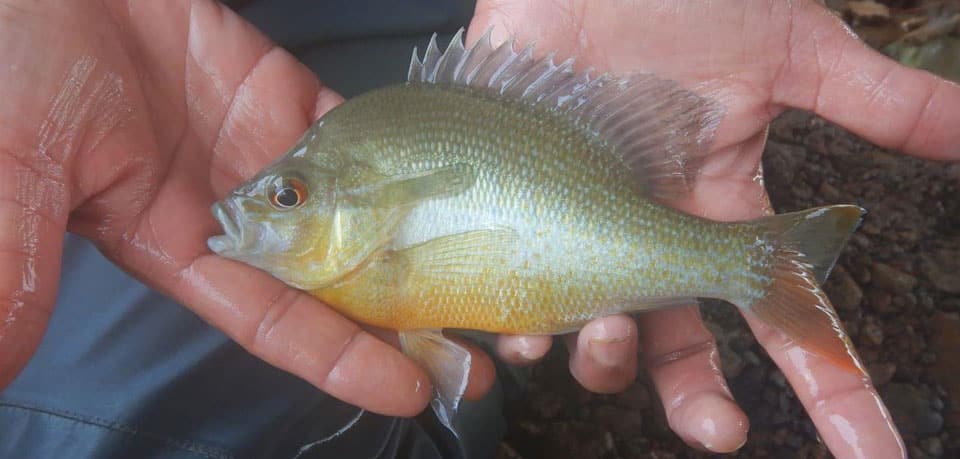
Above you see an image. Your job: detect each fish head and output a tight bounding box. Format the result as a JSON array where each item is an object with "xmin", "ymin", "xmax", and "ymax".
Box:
[{"xmin": 207, "ymin": 155, "xmax": 344, "ymax": 290}]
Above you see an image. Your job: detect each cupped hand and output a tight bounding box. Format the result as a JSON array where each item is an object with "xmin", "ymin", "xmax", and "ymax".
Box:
[
  {"xmin": 0, "ymin": 0, "xmax": 460, "ymax": 417},
  {"xmin": 475, "ymin": 0, "xmax": 960, "ymax": 456}
]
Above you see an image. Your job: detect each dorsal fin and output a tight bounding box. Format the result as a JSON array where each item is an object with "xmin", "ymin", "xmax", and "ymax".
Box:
[{"xmin": 408, "ymin": 28, "xmax": 725, "ymax": 200}]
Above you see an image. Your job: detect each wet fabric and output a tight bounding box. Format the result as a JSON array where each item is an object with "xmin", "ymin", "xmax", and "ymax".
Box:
[{"xmin": 0, "ymin": 2, "xmax": 506, "ymax": 458}]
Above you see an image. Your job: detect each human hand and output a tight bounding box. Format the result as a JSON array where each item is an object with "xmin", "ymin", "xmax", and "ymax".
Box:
[
  {"xmin": 475, "ymin": 0, "xmax": 960, "ymax": 456},
  {"xmin": 0, "ymin": 0, "xmax": 498, "ymax": 418}
]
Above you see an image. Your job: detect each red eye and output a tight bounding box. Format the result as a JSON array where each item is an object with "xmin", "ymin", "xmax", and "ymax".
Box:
[{"xmin": 270, "ymin": 177, "xmax": 308, "ymax": 210}]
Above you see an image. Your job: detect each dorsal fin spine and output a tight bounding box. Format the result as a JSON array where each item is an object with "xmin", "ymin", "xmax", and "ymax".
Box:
[{"xmin": 407, "ymin": 27, "xmax": 725, "ymax": 201}]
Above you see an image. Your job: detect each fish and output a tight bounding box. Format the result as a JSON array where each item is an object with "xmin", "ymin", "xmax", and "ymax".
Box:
[{"xmin": 207, "ymin": 28, "xmax": 865, "ymax": 434}]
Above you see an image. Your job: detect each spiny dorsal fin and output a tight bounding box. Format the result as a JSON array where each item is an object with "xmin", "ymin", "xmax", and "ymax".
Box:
[{"xmin": 408, "ymin": 28, "xmax": 725, "ymax": 200}]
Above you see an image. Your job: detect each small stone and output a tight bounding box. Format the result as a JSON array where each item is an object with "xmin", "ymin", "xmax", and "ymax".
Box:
[
  {"xmin": 830, "ymin": 266, "xmax": 863, "ymax": 311},
  {"xmin": 861, "ymin": 221, "xmax": 882, "ymax": 236},
  {"xmin": 770, "ymin": 370, "xmax": 787, "ymax": 388},
  {"xmin": 867, "ymin": 362, "xmax": 897, "ymax": 387},
  {"xmin": 900, "ymin": 292, "xmax": 918, "ymax": 309},
  {"xmin": 721, "ymin": 349, "xmax": 746, "ymax": 379},
  {"xmin": 517, "ymin": 420, "xmax": 543, "ymax": 436},
  {"xmin": 770, "ymin": 410, "xmax": 791, "ymax": 425},
  {"xmin": 871, "ymin": 262, "xmax": 917, "ymax": 293},
  {"xmin": 930, "ymin": 312, "xmax": 960, "ymax": 428},
  {"xmin": 797, "ymin": 442, "xmax": 830, "ymax": 459},
  {"xmin": 921, "ymin": 352, "xmax": 937, "ymax": 365},
  {"xmin": 881, "ymin": 383, "xmax": 944, "ymax": 435},
  {"xmin": 786, "ymin": 433, "xmax": 804, "ymax": 450},
  {"xmin": 848, "ymin": 1, "xmax": 891, "ymax": 23},
  {"xmin": 891, "ymin": 293, "xmax": 917, "ymax": 314},
  {"xmin": 591, "ymin": 404, "xmax": 643, "ymax": 437},
  {"xmin": 819, "ymin": 182, "xmax": 841, "ymax": 201},
  {"xmin": 615, "ymin": 383, "xmax": 651, "ymax": 411},
  {"xmin": 850, "ymin": 232, "xmax": 871, "ymax": 248},
  {"xmin": 863, "ymin": 321, "xmax": 885, "ymax": 346},
  {"xmin": 921, "ymin": 437, "xmax": 944, "ymax": 457},
  {"xmin": 944, "ymin": 297, "xmax": 960, "ymax": 312},
  {"xmin": 947, "ymin": 163, "xmax": 960, "ymax": 182},
  {"xmin": 622, "ymin": 437, "xmax": 650, "ymax": 456},
  {"xmin": 921, "ymin": 250, "xmax": 960, "ymax": 294},
  {"xmin": 825, "ymin": 0, "xmax": 848, "ymax": 13},
  {"xmin": 910, "ymin": 446, "xmax": 931, "ymax": 459},
  {"xmin": 742, "ymin": 350, "xmax": 762, "ymax": 366},
  {"xmin": 650, "ymin": 450, "xmax": 677, "ymax": 459},
  {"xmin": 497, "ymin": 442, "xmax": 522, "ymax": 459},
  {"xmin": 792, "ymin": 182, "xmax": 814, "ymax": 200},
  {"xmin": 932, "ymin": 397, "xmax": 944, "ymax": 411},
  {"xmin": 773, "ymin": 427, "xmax": 789, "ymax": 445},
  {"xmin": 851, "ymin": 258, "xmax": 873, "ymax": 284},
  {"xmin": 533, "ymin": 422, "xmax": 615, "ymax": 458},
  {"xmin": 530, "ymin": 391, "xmax": 565, "ymax": 420},
  {"xmin": 868, "ymin": 288, "xmax": 896, "ymax": 315}
]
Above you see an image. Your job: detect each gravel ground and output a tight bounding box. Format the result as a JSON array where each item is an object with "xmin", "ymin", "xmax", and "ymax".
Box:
[{"xmin": 496, "ymin": 109, "xmax": 960, "ymax": 458}]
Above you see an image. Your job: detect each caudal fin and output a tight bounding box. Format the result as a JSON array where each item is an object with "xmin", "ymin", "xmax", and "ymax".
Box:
[{"xmin": 746, "ymin": 205, "xmax": 866, "ymax": 373}]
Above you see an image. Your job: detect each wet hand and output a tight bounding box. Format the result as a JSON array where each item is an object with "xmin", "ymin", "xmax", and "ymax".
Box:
[
  {"xmin": 475, "ymin": 0, "xmax": 960, "ymax": 456},
  {"xmin": 0, "ymin": 0, "xmax": 436, "ymax": 417}
]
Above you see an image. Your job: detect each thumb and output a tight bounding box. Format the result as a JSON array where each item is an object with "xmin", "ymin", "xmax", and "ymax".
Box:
[
  {"xmin": 0, "ymin": 153, "xmax": 69, "ymax": 388},
  {"xmin": 773, "ymin": 3, "xmax": 960, "ymax": 161}
]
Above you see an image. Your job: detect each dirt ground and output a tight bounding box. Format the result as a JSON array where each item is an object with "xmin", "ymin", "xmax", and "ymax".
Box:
[{"xmin": 497, "ymin": 2, "xmax": 960, "ymax": 458}]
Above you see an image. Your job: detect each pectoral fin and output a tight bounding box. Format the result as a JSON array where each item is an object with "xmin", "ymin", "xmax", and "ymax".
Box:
[
  {"xmin": 397, "ymin": 229, "xmax": 519, "ymax": 280},
  {"xmin": 345, "ymin": 164, "xmax": 475, "ymax": 208},
  {"xmin": 399, "ymin": 329, "xmax": 471, "ymax": 434}
]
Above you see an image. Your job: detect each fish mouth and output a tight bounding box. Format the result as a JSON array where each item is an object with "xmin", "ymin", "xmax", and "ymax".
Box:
[{"xmin": 208, "ymin": 201, "xmax": 243, "ymax": 255}]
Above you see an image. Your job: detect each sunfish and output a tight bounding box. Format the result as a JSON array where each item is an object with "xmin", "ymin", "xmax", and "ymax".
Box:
[{"xmin": 208, "ymin": 29, "xmax": 864, "ymax": 434}]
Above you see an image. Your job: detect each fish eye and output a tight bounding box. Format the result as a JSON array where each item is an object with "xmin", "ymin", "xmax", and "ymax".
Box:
[{"xmin": 269, "ymin": 177, "xmax": 308, "ymax": 210}]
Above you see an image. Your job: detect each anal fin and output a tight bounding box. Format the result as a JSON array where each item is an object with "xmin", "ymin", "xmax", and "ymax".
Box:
[{"xmin": 399, "ymin": 329, "xmax": 471, "ymax": 434}]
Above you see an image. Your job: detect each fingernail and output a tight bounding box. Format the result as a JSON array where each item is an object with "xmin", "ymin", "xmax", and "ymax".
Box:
[
  {"xmin": 684, "ymin": 393, "xmax": 749, "ymax": 453},
  {"xmin": 584, "ymin": 318, "xmax": 633, "ymax": 367},
  {"xmin": 516, "ymin": 336, "xmax": 541, "ymax": 361},
  {"xmin": 587, "ymin": 336, "xmax": 628, "ymax": 367}
]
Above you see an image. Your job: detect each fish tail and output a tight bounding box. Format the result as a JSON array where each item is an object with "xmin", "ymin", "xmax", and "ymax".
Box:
[{"xmin": 741, "ymin": 205, "xmax": 866, "ymax": 373}]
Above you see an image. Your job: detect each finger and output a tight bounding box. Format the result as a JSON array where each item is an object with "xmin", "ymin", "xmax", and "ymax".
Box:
[
  {"xmin": 774, "ymin": 5, "xmax": 960, "ymax": 161},
  {"xmin": 743, "ymin": 313, "xmax": 906, "ymax": 459},
  {"xmin": 168, "ymin": 0, "xmax": 340, "ymax": 193},
  {"xmin": 449, "ymin": 337, "xmax": 497, "ymax": 401},
  {"xmin": 496, "ymin": 334, "xmax": 552, "ymax": 366},
  {"xmin": 175, "ymin": 254, "xmax": 433, "ymax": 417},
  {"xmin": 565, "ymin": 314, "xmax": 638, "ymax": 394},
  {"xmin": 638, "ymin": 306, "xmax": 749, "ymax": 453},
  {"xmin": 0, "ymin": 153, "xmax": 68, "ymax": 388}
]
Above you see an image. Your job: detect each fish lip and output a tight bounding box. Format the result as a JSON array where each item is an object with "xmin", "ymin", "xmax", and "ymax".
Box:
[{"xmin": 208, "ymin": 201, "xmax": 243, "ymax": 255}]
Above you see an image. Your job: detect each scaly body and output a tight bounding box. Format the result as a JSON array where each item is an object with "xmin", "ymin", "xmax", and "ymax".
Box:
[
  {"xmin": 313, "ymin": 84, "xmax": 765, "ymax": 333},
  {"xmin": 208, "ymin": 30, "xmax": 863, "ymax": 431}
]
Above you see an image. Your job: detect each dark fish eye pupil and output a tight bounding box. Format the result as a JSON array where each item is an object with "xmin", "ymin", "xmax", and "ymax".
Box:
[{"xmin": 276, "ymin": 187, "xmax": 299, "ymax": 207}]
